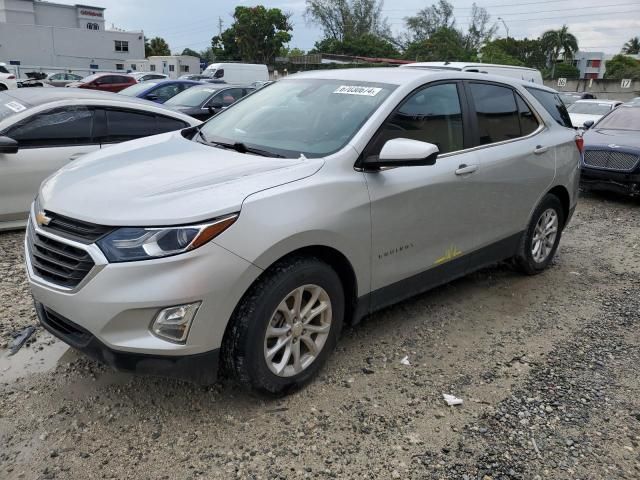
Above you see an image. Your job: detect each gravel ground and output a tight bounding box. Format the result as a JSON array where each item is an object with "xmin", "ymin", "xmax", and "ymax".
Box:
[{"xmin": 0, "ymin": 191, "xmax": 639, "ymax": 480}]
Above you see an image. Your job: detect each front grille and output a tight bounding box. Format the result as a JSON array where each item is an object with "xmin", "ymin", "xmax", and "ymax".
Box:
[
  {"xmin": 40, "ymin": 211, "xmax": 113, "ymax": 244},
  {"xmin": 39, "ymin": 305, "xmax": 92, "ymax": 347},
  {"xmin": 27, "ymin": 221, "xmax": 95, "ymax": 288},
  {"xmin": 584, "ymin": 150, "xmax": 639, "ymax": 172}
]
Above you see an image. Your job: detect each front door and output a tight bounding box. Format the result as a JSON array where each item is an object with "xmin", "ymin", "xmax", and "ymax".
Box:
[
  {"xmin": 363, "ymin": 82, "xmax": 484, "ymax": 309},
  {"xmin": 0, "ymin": 107, "xmax": 99, "ymax": 222}
]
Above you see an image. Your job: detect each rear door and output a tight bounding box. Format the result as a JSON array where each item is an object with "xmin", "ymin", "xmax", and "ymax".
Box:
[
  {"xmin": 0, "ymin": 106, "xmax": 99, "ymax": 221},
  {"xmin": 464, "ymin": 81, "xmax": 554, "ymax": 248}
]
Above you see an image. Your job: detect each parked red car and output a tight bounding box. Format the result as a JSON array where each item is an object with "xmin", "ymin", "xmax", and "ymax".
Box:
[{"xmin": 66, "ymin": 73, "xmax": 136, "ymax": 93}]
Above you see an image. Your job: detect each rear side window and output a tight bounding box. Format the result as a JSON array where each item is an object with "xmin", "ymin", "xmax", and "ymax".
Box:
[
  {"xmin": 156, "ymin": 115, "xmax": 188, "ymax": 133},
  {"xmin": 525, "ymin": 87, "xmax": 573, "ymax": 128},
  {"xmin": 104, "ymin": 109, "xmax": 157, "ymax": 142},
  {"xmin": 469, "ymin": 83, "xmax": 520, "ymax": 145},
  {"xmin": 515, "ymin": 94, "xmax": 539, "ymax": 136},
  {"xmin": 6, "ymin": 107, "xmax": 94, "ymax": 147}
]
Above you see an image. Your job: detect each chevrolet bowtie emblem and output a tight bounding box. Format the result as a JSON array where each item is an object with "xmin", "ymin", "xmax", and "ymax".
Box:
[{"xmin": 36, "ymin": 211, "xmax": 52, "ymax": 226}]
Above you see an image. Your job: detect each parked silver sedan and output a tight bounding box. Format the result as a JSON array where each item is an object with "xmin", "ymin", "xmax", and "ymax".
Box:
[
  {"xmin": 27, "ymin": 69, "xmax": 581, "ymax": 393},
  {"xmin": 44, "ymin": 72, "xmax": 84, "ymax": 87},
  {"xmin": 0, "ymin": 89, "xmax": 200, "ymax": 230}
]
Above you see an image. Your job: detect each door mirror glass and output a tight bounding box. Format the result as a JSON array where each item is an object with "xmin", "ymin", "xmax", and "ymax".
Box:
[
  {"xmin": 366, "ymin": 138, "xmax": 439, "ymax": 168},
  {"xmin": 0, "ymin": 136, "xmax": 19, "ymax": 154},
  {"xmin": 583, "ymin": 120, "xmax": 595, "ymax": 129}
]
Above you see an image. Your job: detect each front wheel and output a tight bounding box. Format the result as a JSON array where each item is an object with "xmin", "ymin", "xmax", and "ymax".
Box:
[
  {"xmin": 222, "ymin": 256, "xmax": 344, "ymax": 394},
  {"xmin": 515, "ymin": 194, "xmax": 565, "ymax": 275}
]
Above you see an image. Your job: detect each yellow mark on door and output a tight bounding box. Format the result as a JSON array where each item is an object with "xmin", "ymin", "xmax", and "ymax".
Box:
[{"xmin": 435, "ymin": 245, "xmax": 463, "ymax": 265}]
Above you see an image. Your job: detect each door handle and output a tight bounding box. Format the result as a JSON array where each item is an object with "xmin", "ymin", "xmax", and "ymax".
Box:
[
  {"xmin": 69, "ymin": 153, "xmax": 85, "ymax": 161},
  {"xmin": 455, "ymin": 164, "xmax": 479, "ymax": 175},
  {"xmin": 534, "ymin": 145, "xmax": 549, "ymax": 154}
]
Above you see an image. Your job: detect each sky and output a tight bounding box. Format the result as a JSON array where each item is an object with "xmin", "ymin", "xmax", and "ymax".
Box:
[{"xmin": 60, "ymin": 0, "xmax": 640, "ymax": 54}]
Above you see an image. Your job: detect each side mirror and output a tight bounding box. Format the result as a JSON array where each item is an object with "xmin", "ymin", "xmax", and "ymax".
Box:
[
  {"xmin": 364, "ymin": 138, "xmax": 439, "ymax": 169},
  {"xmin": 0, "ymin": 136, "xmax": 19, "ymax": 154},
  {"xmin": 583, "ymin": 120, "xmax": 595, "ymax": 129},
  {"xmin": 210, "ymin": 102, "xmax": 224, "ymax": 110}
]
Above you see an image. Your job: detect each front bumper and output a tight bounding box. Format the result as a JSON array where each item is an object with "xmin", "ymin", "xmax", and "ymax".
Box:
[
  {"xmin": 580, "ymin": 167, "xmax": 640, "ymax": 196},
  {"xmin": 36, "ymin": 302, "xmax": 220, "ymax": 384},
  {"xmin": 26, "ymin": 215, "xmax": 262, "ymax": 376}
]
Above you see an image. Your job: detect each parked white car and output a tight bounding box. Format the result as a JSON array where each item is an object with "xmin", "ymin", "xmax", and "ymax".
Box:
[
  {"xmin": 567, "ymin": 99, "xmax": 622, "ymax": 128},
  {"xmin": 401, "ymin": 62, "xmax": 543, "ymax": 84},
  {"xmin": 0, "ymin": 63, "xmax": 18, "ymax": 90},
  {"xmin": 0, "ymin": 88, "xmax": 200, "ymax": 230},
  {"xmin": 27, "ymin": 68, "xmax": 581, "ymax": 393},
  {"xmin": 202, "ymin": 63, "xmax": 269, "ymax": 84},
  {"xmin": 130, "ymin": 72, "xmax": 169, "ymax": 83}
]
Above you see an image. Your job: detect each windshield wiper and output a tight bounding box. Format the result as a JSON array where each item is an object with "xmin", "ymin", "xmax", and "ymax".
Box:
[{"xmin": 201, "ymin": 136, "xmax": 285, "ymax": 158}]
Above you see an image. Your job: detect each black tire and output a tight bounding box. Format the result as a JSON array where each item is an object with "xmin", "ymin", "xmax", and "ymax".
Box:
[
  {"xmin": 222, "ymin": 256, "xmax": 344, "ymax": 394},
  {"xmin": 515, "ymin": 194, "xmax": 565, "ymax": 275}
]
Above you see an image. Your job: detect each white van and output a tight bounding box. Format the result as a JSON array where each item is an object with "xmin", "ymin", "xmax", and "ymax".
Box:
[
  {"xmin": 203, "ymin": 63, "xmax": 269, "ymax": 84},
  {"xmin": 400, "ymin": 62, "xmax": 543, "ymax": 84}
]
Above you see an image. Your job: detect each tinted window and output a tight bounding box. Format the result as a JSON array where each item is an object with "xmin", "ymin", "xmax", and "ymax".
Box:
[
  {"xmin": 166, "ymin": 86, "xmax": 222, "ymax": 107},
  {"xmin": 209, "ymin": 88, "xmax": 244, "ymax": 107},
  {"xmin": 0, "ymin": 65, "xmax": 10, "ymax": 74},
  {"xmin": 7, "ymin": 107, "xmax": 94, "ymax": 147},
  {"xmin": 526, "ymin": 87, "xmax": 573, "ymax": 128},
  {"xmin": 366, "ymin": 83, "xmax": 464, "ymax": 158},
  {"xmin": 515, "ymin": 94, "xmax": 539, "ymax": 136},
  {"xmin": 156, "ymin": 115, "xmax": 188, "ymax": 133},
  {"xmin": 469, "ymin": 83, "xmax": 520, "ymax": 145},
  {"xmin": 152, "ymin": 83, "xmax": 186, "ymax": 102},
  {"xmin": 104, "ymin": 109, "xmax": 157, "ymax": 142}
]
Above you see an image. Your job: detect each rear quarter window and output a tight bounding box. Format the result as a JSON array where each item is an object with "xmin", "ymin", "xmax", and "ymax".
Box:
[{"xmin": 525, "ymin": 87, "xmax": 573, "ymax": 128}]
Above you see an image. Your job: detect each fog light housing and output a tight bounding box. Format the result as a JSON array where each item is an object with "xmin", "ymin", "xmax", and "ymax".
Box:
[{"xmin": 151, "ymin": 302, "xmax": 201, "ymax": 343}]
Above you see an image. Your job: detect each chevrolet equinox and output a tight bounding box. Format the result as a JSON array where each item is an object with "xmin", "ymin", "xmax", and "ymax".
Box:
[{"xmin": 26, "ymin": 68, "xmax": 581, "ymax": 393}]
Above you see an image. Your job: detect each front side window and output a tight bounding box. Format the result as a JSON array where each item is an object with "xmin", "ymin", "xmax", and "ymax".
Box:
[
  {"xmin": 213, "ymin": 69, "xmax": 224, "ymax": 79},
  {"xmin": 156, "ymin": 115, "xmax": 188, "ymax": 133},
  {"xmin": 526, "ymin": 87, "xmax": 573, "ymax": 128},
  {"xmin": 365, "ymin": 83, "xmax": 464, "ymax": 159},
  {"xmin": 469, "ymin": 83, "xmax": 520, "ymax": 145},
  {"xmin": 198, "ymin": 78, "xmax": 395, "ymax": 158},
  {"xmin": 6, "ymin": 107, "xmax": 94, "ymax": 147}
]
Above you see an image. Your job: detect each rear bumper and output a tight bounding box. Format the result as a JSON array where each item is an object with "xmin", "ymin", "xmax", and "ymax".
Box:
[
  {"xmin": 580, "ymin": 167, "xmax": 640, "ymax": 196},
  {"xmin": 36, "ymin": 302, "xmax": 220, "ymax": 384}
]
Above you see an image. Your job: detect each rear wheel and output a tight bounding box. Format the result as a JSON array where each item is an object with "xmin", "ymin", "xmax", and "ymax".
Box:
[
  {"xmin": 222, "ymin": 256, "xmax": 344, "ymax": 394},
  {"xmin": 515, "ymin": 194, "xmax": 564, "ymax": 275}
]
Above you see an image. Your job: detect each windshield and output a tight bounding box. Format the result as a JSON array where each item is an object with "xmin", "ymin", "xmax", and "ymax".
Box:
[
  {"xmin": 165, "ymin": 86, "xmax": 221, "ymax": 107},
  {"xmin": 198, "ymin": 78, "xmax": 395, "ymax": 158},
  {"xmin": 595, "ymin": 107, "xmax": 640, "ymax": 130},
  {"xmin": 120, "ymin": 81, "xmax": 160, "ymax": 96},
  {"xmin": 568, "ymin": 102, "xmax": 613, "ymax": 115},
  {"xmin": 0, "ymin": 92, "xmax": 31, "ymax": 122}
]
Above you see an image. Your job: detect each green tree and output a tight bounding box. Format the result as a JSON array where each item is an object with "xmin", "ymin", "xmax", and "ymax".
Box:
[
  {"xmin": 289, "ymin": 47, "xmax": 306, "ymax": 57},
  {"xmin": 480, "ymin": 43, "xmax": 523, "ymax": 66},
  {"xmin": 605, "ymin": 54, "xmax": 640, "ymax": 79},
  {"xmin": 146, "ymin": 37, "xmax": 171, "ymax": 57},
  {"xmin": 540, "ymin": 25, "xmax": 578, "ymax": 77},
  {"xmin": 622, "ymin": 37, "xmax": 640, "ymax": 54},
  {"xmin": 180, "ymin": 48, "xmax": 201, "ymax": 58},
  {"xmin": 404, "ymin": 27, "xmax": 474, "ymax": 62},
  {"xmin": 305, "ymin": 0, "xmax": 390, "ymax": 42},
  {"xmin": 549, "ymin": 63, "xmax": 580, "ymax": 80},
  {"xmin": 404, "ymin": 0, "xmax": 455, "ymax": 43},
  {"xmin": 212, "ymin": 6, "xmax": 291, "ymax": 64},
  {"xmin": 482, "ymin": 37, "xmax": 547, "ymax": 70},
  {"xmin": 312, "ymin": 33, "xmax": 399, "ymax": 57}
]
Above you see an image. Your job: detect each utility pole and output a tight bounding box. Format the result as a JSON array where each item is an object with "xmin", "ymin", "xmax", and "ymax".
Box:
[
  {"xmin": 218, "ymin": 17, "xmax": 223, "ymax": 37},
  {"xmin": 497, "ymin": 17, "xmax": 509, "ymax": 39}
]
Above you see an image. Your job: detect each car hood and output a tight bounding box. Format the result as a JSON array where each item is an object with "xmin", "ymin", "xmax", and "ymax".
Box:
[
  {"xmin": 583, "ymin": 128, "xmax": 640, "ymax": 149},
  {"xmin": 39, "ymin": 131, "xmax": 324, "ymax": 226},
  {"xmin": 569, "ymin": 113, "xmax": 602, "ymax": 127}
]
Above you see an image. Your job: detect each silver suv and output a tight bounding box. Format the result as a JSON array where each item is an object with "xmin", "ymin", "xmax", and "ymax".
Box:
[{"xmin": 26, "ymin": 68, "xmax": 581, "ymax": 393}]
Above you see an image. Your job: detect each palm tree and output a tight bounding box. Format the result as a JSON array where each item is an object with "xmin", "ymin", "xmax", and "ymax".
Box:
[
  {"xmin": 622, "ymin": 36, "xmax": 640, "ymax": 54},
  {"xmin": 541, "ymin": 25, "xmax": 579, "ymax": 77}
]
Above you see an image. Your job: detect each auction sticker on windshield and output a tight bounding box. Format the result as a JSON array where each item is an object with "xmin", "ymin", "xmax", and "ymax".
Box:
[
  {"xmin": 5, "ymin": 101, "xmax": 26, "ymax": 113},
  {"xmin": 333, "ymin": 86, "xmax": 382, "ymax": 96}
]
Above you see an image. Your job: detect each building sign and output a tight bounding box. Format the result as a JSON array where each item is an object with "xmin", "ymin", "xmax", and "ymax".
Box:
[
  {"xmin": 80, "ymin": 9, "xmax": 103, "ymax": 17},
  {"xmin": 557, "ymin": 78, "xmax": 567, "ymax": 87},
  {"xmin": 621, "ymin": 79, "xmax": 632, "ymax": 88}
]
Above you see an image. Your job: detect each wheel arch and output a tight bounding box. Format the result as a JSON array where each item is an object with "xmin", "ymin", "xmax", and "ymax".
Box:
[{"xmin": 547, "ymin": 185, "xmax": 570, "ymax": 226}]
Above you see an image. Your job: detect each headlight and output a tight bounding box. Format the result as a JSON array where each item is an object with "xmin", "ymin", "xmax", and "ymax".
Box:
[{"xmin": 97, "ymin": 214, "xmax": 238, "ymax": 262}]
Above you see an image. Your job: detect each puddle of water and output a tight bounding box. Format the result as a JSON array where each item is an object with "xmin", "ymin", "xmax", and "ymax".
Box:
[{"xmin": 0, "ymin": 335, "xmax": 77, "ymax": 382}]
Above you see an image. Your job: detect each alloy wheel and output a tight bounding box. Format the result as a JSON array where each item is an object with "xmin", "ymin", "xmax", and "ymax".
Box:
[{"xmin": 531, "ymin": 208, "xmax": 558, "ymax": 263}]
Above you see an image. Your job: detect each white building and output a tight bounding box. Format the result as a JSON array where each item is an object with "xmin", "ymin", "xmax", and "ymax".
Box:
[
  {"xmin": 0, "ymin": 0, "xmax": 144, "ymax": 74},
  {"xmin": 147, "ymin": 55, "xmax": 201, "ymax": 79},
  {"xmin": 573, "ymin": 51, "xmax": 609, "ymax": 79}
]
